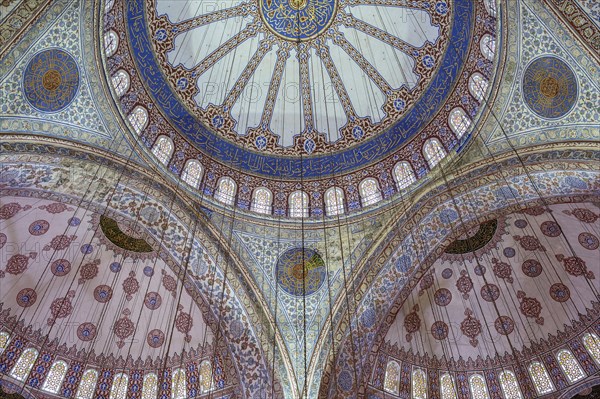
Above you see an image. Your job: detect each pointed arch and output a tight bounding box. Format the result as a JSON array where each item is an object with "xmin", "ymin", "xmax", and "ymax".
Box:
[
  {"xmin": 383, "ymin": 360, "xmax": 400, "ymax": 395},
  {"xmin": 393, "ymin": 161, "xmax": 416, "ymax": 190},
  {"xmin": 412, "ymin": 368, "xmax": 427, "ymax": 399},
  {"xmin": 251, "ymin": 187, "xmax": 273, "ymax": 215},
  {"xmin": 199, "ymin": 360, "xmax": 213, "ymax": 394},
  {"xmin": 289, "ymin": 190, "xmax": 309, "ymax": 218},
  {"xmin": 528, "ymin": 361, "xmax": 555, "ymax": 395},
  {"xmin": 557, "ymin": 349, "xmax": 586, "ymax": 383},
  {"xmin": 469, "ymin": 374, "xmax": 490, "ymax": 399},
  {"xmin": 499, "ymin": 370, "xmax": 523, "ymax": 399},
  {"xmin": 141, "ymin": 373, "xmax": 158, "ymax": 399},
  {"xmin": 104, "ymin": 30, "xmax": 119, "ymax": 57},
  {"xmin": 440, "ymin": 373, "xmax": 458, "ymax": 399},
  {"xmin": 76, "ymin": 369, "xmax": 99, "ymax": 399},
  {"xmin": 172, "ymin": 368, "xmax": 186, "ymax": 399},
  {"xmin": 449, "ymin": 108, "xmax": 471, "ymax": 139},
  {"xmin": 111, "ymin": 70, "xmax": 130, "ymax": 97},
  {"xmin": 469, "ymin": 73, "xmax": 489, "ymax": 102},
  {"xmin": 181, "ymin": 159, "xmax": 204, "ymax": 189},
  {"xmin": 42, "ymin": 360, "xmax": 69, "ymax": 393},
  {"xmin": 583, "ymin": 332, "xmax": 600, "ymax": 365},
  {"xmin": 480, "ymin": 34, "xmax": 495, "ymax": 61},
  {"xmin": 109, "ymin": 373, "xmax": 129, "ymax": 399},
  {"xmin": 215, "ymin": 176, "xmax": 237, "ymax": 206},
  {"xmin": 325, "ymin": 187, "xmax": 345, "ymax": 216},
  {"xmin": 0, "ymin": 332, "xmax": 10, "ymax": 355},
  {"xmin": 152, "ymin": 136, "xmax": 174, "ymax": 166},
  {"xmin": 128, "ymin": 106, "xmax": 148, "ymax": 134},
  {"xmin": 359, "ymin": 178, "xmax": 382, "ymax": 207},
  {"xmin": 423, "ymin": 138, "xmax": 447, "ymax": 169},
  {"xmin": 10, "ymin": 347, "xmax": 38, "ymax": 381},
  {"xmin": 484, "ymin": 0, "xmax": 497, "ymax": 17}
]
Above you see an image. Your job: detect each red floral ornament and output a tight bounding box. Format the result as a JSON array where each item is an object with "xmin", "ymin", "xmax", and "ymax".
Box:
[
  {"xmin": 123, "ymin": 271, "xmax": 140, "ymax": 300},
  {"xmin": 556, "ymin": 254, "xmax": 595, "ymax": 279},
  {"xmin": 517, "ymin": 290, "xmax": 544, "ymax": 325},
  {"xmin": 404, "ymin": 304, "xmax": 420, "ymax": 342},
  {"xmin": 47, "ymin": 290, "xmax": 76, "ymax": 326},
  {"xmin": 460, "ymin": 308, "xmax": 481, "ymax": 347},
  {"xmin": 114, "ymin": 308, "xmax": 135, "ymax": 348}
]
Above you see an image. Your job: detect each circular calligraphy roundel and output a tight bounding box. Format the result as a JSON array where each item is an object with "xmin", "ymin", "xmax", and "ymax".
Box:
[
  {"xmin": 276, "ymin": 247, "xmax": 326, "ymax": 296},
  {"xmin": 260, "ymin": 0, "xmax": 338, "ymax": 41}
]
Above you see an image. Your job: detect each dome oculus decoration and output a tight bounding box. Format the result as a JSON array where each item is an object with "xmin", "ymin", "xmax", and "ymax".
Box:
[{"xmin": 275, "ymin": 247, "xmax": 326, "ymax": 296}]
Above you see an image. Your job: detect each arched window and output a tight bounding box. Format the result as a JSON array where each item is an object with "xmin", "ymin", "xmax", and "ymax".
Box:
[
  {"xmin": 141, "ymin": 373, "xmax": 158, "ymax": 399},
  {"xmin": 393, "ymin": 162, "xmax": 416, "ymax": 190},
  {"xmin": 583, "ymin": 332, "xmax": 600, "ymax": 365},
  {"xmin": 383, "ymin": 360, "xmax": 400, "ymax": 395},
  {"xmin": 128, "ymin": 106, "xmax": 148, "ymax": 134},
  {"xmin": 104, "ymin": 30, "xmax": 119, "ymax": 57},
  {"xmin": 325, "ymin": 187, "xmax": 345, "ymax": 216},
  {"xmin": 469, "ymin": 374, "xmax": 490, "ymax": 399},
  {"xmin": 199, "ymin": 360, "xmax": 213, "ymax": 394},
  {"xmin": 557, "ymin": 349, "xmax": 586, "ymax": 383},
  {"xmin": 480, "ymin": 34, "xmax": 495, "ymax": 61},
  {"xmin": 152, "ymin": 136, "xmax": 174, "ymax": 166},
  {"xmin": 412, "ymin": 368, "xmax": 427, "ymax": 399},
  {"xmin": 484, "ymin": 0, "xmax": 497, "ymax": 17},
  {"xmin": 105, "ymin": 0, "xmax": 115, "ymax": 12},
  {"xmin": 172, "ymin": 368, "xmax": 186, "ymax": 399},
  {"xmin": 181, "ymin": 160, "xmax": 203, "ymax": 189},
  {"xmin": 289, "ymin": 191, "xmax": 309, "ymax": 218},
  {"xmin": 76, "ymin": 369, "xmax": 99, "ymax": 399},
  {"xmin": 440, "ymin": 373, "xmax": 458, "ymax": 399},
  {"xmin": 42, "ymin": 360, "xmax": 69, "ymax": 393},
  {"xmin": 359, "ymin": 178, "xmax": 382, "ymax": 207},
  {"xmin": 528, "ymin": 361, "xmax": 555, "ymax": 395},
  {"xmin": 499, "ymin": 370, "xmax": 523, "ymax": 399},
  {"xmin": 215, "ymin": 177, "xmax": 237, "ymax": 206},
  {"xmin": 0, "ymin": 332, "xmax": 10, "ymax": 355},
  {"xmin": 251, "ymin": 187, "xmax": 273, "ymax": 215},
  {"xmin": 109, "ymin": 373, "xmax": 128, "ymax": 399},
  {"xmin": 469, "ymin": 73, "xmax": 489, "ymax": 102},
  {"xmin": 449, "ymin": 108, "xmax": 471, "ymax": 139},
  {"xmin": 10, "ymin": 348, "xmax": 38, "ymax": 381},
  {"xmin": 423, "ymin": 138, "xmax": 447, "ymax": 169},
  {"xmin": 111, "ymin": 70, "xmax": 130, "ymax": 98}
]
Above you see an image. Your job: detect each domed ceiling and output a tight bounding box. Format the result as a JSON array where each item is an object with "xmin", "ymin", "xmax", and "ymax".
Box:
[{"xmin": 103, "ymin": 0, "xmax": 499, "ymax": 214}]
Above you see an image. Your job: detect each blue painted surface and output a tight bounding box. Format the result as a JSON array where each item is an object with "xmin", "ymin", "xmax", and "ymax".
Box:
[
  {"xmin": 260, "ymin": 0, "xmax": 336, "ymax": 41},
  {"xmin": 127, "ymin": 0, "xmax": 473, "ymax": 178}
]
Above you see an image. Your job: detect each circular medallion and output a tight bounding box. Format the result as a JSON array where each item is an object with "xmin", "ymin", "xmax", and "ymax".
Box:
[
  {"xmin": 431, "ymin": 321, "xmax": 449, "ymax": 341},
  {"xmin": 16, "ymin": 288, "xmax": 37, "ymax": 308},
  {"xmin": 260, "ymin": 0, "xmax": 337, "ymax": 41},
  {"xmin": 94, "ymin": 285, "xmax": 113, "ymax": 303},
  {"xmin": 522, "ymin": 56, "xmax": 577, "ymax": 119},
  {"xmin": 578, "ymin": 232, "xmax": 599, "ymax": 250},
  {"xmin": 51, "ymin": 259, "xmax": 71, "ymax": 276},
  {"xmin": 29, "ymin": 220, "xmax": 50, "ymax": 236},
  {"xmin": 494, "ymin": 316, "xmax": 514, "ymax": 335},
  {"xmin": 144, "ymin": 292, "xmax": 162, "ymax": 310},
  {"xmin": 434, "ymin": 288, "xmax": 452, "ymax": 307},
  {"xmin": 550, "ymin": 283, "xmax": 570, "ymax": 303},
  {"xmin": 147, "ymin": 329, "xmax": 165, "ymax": 348},
  {"xmin": 540, "ymin": 221, "xmax": 562, "ymax": 237},
  {"xmin": 77, "ymin": 322, "xmax": 97, "ymax": 341},
  {"xmin": 23, "ymin": 49, "xmax": 79, "ymax": 112},
  {"xmin": 441, "ymin": 268, "xmax": 453, "ymax": 279},
  {"xmin": 275, "ymin": 248, "xmax": 326, "ymax": 296},
  {"xmin": 480, "ymin": 284, "xmax": 500, "ymax": 302},
  {"xmin": 522, "ymin": 259, "xmax": 542, "ymax": 277},
  {"xmin": 503, "ymin": 247, "xmax": 515, "ymax": 258}
]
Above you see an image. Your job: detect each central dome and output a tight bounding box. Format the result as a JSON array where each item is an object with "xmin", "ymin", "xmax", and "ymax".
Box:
[{"xmin": 260, "ymin": 0, "xmax": 338, "ymax": 41}]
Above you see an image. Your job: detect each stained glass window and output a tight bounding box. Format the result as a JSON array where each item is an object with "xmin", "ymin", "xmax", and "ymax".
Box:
[
  {"xmin": 325, "ymin": 187, "xmax": 345, "ymax": 216},
  {"xmin": 199, "ymin": 360, "xmax": 213, "ymax": 393},
  {"xmin": 76, "ymin": 369, "xmax": 99, "ymax": 399},
  {"xmin": 423, "ymin": 138, "xmax": 446, "ymax": 169},
  {"xmin": 480, "ymin": 34, "xmax": 495, "ymax": 61},
  {"xmin": 251, "ymin": 187, "xmax": 273, "ymax": 214},
  {"xmin": 105, "ymin": 0, "xmax": 115, "ymax": 12},
  {"xmin": 289, "ymin": 191, "xmax": 309, "ymax": 218},
  {"xmin": 128, "ymin": 106, "xmax": 148, "ymax": 134},
  {"xmin": 469, "ymin": 73, "xmax": 489, "ymax": 102},
  {"xmin": 172, "ymin": 368, "xmax": 186, "ymax": 399},
  {"xmin": 498, "ymin": 370, "xmax": 523, "ymax": 399},
  {"xmin": 412, "ymin": 368, "xmax": 427, "ymax": 399},
  {"xmin": 359, "ymin": 178, "xmax": 382, "ymax": 207},
  {"xmin": 0, "ymin": 332, "xmax": 10, "ymax": 355},
  {"xmin": 440, "ymin": 373, "xmax": 458, "ymax": 399},
  {"xmin": 111, "ymin": 70, "xmax": 130, "ymax": 98},
  {"xmin": 484, "ymin": 0, "xmax": 497, "ymax": 17},
  {"xmin": 42, "ymin": 360, "xmax": 69, "ymax": 393},
  {"xmin": 215, "ymin": 177, "xmax": 237, "ymax": 206},
  {"xmin": 469, "ymin": 374, "xmax": 490, "ymax": 399},
  {"xmin": 528, "ymin": 361, "xmax": 555, "ymax": 395},
  {"xmin": 583, "ymin": 333, "xmax": 600, "ymax": 365},
  {"xmin": 384, "ymin": 360, "xmax": 400, "ymax": 395},
  {"xmin": 104, "ymin": 30, "xmax": 119, "ymax": 57},
  {"xmin": 10, "ymin": 347, "xmax": 38, "ymax": 381},
  {"xmin": 449, "ymin": 108, "xmax": 471, "ymax": 139},
  {"xmin": 393, "ymin": 162, "xmax": 416, "ymax": 191},
  {"xmin": 109, "ymin": 373, "xmax": 128, "ymax": 399},
  {"xmin": 181, "ymin": 160, "xmax": 203, "ymax": 189},
  {"xmin": 141, "ymin": 373, "xmax": 158, "ymax": 399},
  {"xmin": 557, "ymin": 349, "xmax": 586, "ymax": 383},
  {"xmin": 152, "ymin": 136, "xmax": 174, "ymax": 166}
]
